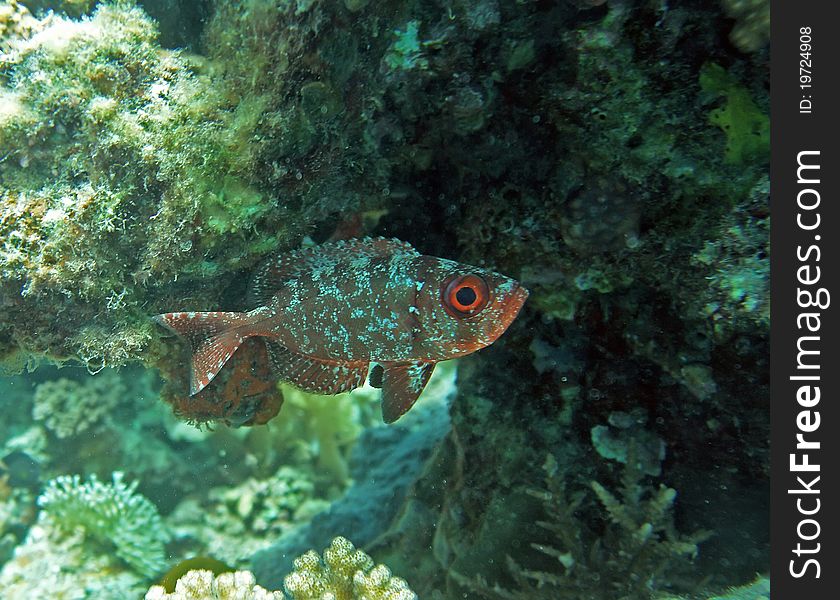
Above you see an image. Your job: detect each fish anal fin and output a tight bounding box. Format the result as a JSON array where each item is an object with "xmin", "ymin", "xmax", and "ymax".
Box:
[
  {"xmin": 381, "ymin": 361, "xmax": 435, "ymax": 423},
  {"xmin": 265, "ymin": 341, "xmax": 367, "ymax": 395}
]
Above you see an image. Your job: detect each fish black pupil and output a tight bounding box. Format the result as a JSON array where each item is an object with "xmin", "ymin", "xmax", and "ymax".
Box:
[{"xmin": 456, "ymin": 286, "xmax": 477, "ymax": 307}]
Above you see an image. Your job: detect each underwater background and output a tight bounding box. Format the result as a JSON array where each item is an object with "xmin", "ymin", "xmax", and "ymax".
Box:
[{"xmin": 0, "ymin": 0, "xmax": 769, "ymax": 598}]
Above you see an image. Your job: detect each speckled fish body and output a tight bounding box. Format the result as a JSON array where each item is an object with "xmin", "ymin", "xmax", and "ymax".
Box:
[{"xmin": 155, "ymin": 238, "xmax": 528, "ymax": 423}]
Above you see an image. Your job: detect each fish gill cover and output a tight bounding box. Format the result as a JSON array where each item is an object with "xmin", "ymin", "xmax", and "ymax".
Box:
[{"xmin": 0, "ymin": 0, "xmax": 768, "ymax": 599}]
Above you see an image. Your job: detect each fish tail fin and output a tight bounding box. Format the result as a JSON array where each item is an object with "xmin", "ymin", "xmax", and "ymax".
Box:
[{"xmin": 153, "ymin": 311, "xmax": 253, "ymax": 395}]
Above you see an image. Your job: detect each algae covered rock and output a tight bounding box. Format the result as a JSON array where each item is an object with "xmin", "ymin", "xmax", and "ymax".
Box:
[{"xmin": 0, "ymin": 1, "xmax": 317, "ymax": 371}]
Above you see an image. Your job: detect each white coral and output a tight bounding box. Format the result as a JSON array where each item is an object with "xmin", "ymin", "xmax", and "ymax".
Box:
[
  {"xmin": 145, "ymin": 569, "xmax": 284, "ymax": 600},
  {"xmin": 353, "ymin": 565, "xmax": 417, "ymax": 600}
]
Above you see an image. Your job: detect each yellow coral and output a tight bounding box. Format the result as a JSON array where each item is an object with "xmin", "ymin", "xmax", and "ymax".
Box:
[
  {"xmin": 283, "ymin": 537, "xmax": 417, "ymax": 600},
  {"xmin": 0, "ymin": 0, "xmax": 38, "ymax": 41}
]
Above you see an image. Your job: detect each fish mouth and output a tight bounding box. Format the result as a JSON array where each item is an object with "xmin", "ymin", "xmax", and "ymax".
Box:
[
  {"xmin": 467, "ymin": 282, "xmax": 529, "ymax": 350},
  {"xmin": 506, "ymin": 283, "xmax": 529, "ymax": 315},
  {"xmin": 494, "ymin": 282, "xmax": 529, "ymax": 329}
]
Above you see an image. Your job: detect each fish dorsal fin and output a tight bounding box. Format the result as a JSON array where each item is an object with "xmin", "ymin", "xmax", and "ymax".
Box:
[
  {"xmin": 380, "ymin": 362, "xmax": 435, "ymax": 423},
  {"xmin": 248, "ymin": 237, "xmax": 419, "ymax": 307},
  {"xmin": 264, "ymin": 340, "xmax": 368, "ymax": 395}
]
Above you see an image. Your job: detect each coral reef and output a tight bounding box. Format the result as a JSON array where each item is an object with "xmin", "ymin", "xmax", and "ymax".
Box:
[
  {"xmin": 14, "ymin": 365, "xmax": 238, "ymax": 510},
  {"xmin": 560, "ymin": 175, "xmax": 640, "ymax": 254},
  {"xmin": 663, "ymin": 574, "xmax": 770, "ymax": 600},
  {"xmin": 0, "ymin": 485, "xmax": 35, "ymax": 566},
  {"xmin": 271, "ymin": 383, "xmax": 378, "ymax": 486},
  {"xmin": 709, "ymin": 575, "xmax": 770, "ymax": 600},
  {"xmin": 0, "ymin": 0, "xmax": 769, "ymax": 598},
  {"xmin": 590, "ymin": 409, "xmax": 666, "ymax": 477},
  {"xmin": 0, "ymin": 1, "xmax": 36, "ymax": 40},
  {"xmin": 384, "ymin": 21, "xmax": 429, "ymax": 73},
  {"xmin": 692, "ymin": 175, "xmax": 770, "ymax": 331},
  {"xmin": 38, "ymin": 472, "xmax": 169, "ymax": 576},
  {"xmin": 364, "ymin": 324, "xmax": 765, "ymax": 597}
]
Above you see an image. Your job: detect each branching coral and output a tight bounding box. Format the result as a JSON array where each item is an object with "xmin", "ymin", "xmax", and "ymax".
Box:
[
  {"xmin": 38, "ymin": 471, "xmax": 170, "ymax": 577},
  {"xmin": 284, "ymin": 536, "xmax": 417, "ymax": 600},
  {"xmin": 146, "ymin": 570, "xmax": 284, "ymax": 600}
]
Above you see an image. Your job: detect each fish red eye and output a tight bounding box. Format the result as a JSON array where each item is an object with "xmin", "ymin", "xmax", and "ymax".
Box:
[{"xmin": 443, "ymin": 275, "xmax": 490, "ymax": 317}]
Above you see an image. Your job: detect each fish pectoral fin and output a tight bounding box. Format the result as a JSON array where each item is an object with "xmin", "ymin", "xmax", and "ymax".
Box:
[
  {"xmin": 154, "ymin": 311, "xmax": 252, "ymax": 395},
  {"xmin": 380, "ymin": 362, "xmax": 435, "ymax": 424},
  {"xmin": 264, "ymin": 341, "xmax": 367, "ymax": 395}
]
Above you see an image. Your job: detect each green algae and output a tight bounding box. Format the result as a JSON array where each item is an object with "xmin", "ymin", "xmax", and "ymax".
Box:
[
  {"xmin": 700, "ymin": 63, "xmax": 769, "ymax": 164},
  {"xmin": 385, "ymin": 21, "xmax": 428, "ymax": 72},
  {"xmin": 159, "ymin": 556, "xmax": 234, "ymax": 593}
]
